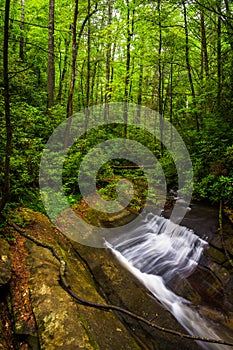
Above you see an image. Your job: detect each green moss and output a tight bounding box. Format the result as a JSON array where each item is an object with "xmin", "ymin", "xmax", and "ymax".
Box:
[{"xmin": 77, "ymin": 313, "xmax": 100, "ymax": 350}]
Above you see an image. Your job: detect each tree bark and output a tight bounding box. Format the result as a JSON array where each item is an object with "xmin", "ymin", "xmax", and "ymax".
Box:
[
  {"xmin": 64, "ymin": 0, "xmax": 79, "ymax": 149},
  {"xmin": 66, "ymin": 1, "xmax": 98, "ymax": 119},
  {"xmin": 19, "ymin": 0, "xmax": 25, "ymax": 61},
  {"xmin": 0, "ymin": 0, "xmax": 12, "ymax": 213},
  {"xmin": 169, "ymin": 62, "xmax": 173, "ymax": 147},
  {"xmin": 47, "ymin": 0, "xmax": 55, "ymax": 109},
  {"xmin": 158, "ymin": 0, "xmax": 164, "ymax": 154},
  {"xmin": 56, "ymin": 31, "xmax": 71, "ymax": 103},
  {"xmin": 182, "ymin": 0, "xmax": 199, "ymax": 132},
  {"xmin": 86, "ymin": 0, "xmax": 91, "ymax": 110},
  {"xmin": 200, "ymin": 9, "xmax": 209, "ymax": 78},
  {"xmin": 104, "ymin": 0, "xmax": 113, "ymax": 122},
  {"xmin": 217, "ymin": 0, "xmax": 222, "ymax": 109},
  {"xmin": 137, "ymin": 62, "xmax": 143, "ymax": 120},
  {"xmin": 123, "ymin": 0, "xmax": 134, "ymax": 137}
]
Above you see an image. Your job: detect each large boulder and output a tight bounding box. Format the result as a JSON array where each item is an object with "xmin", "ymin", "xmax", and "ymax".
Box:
[{"xmin": 7, "ymin": 209, "xmax": 141, "ymax": 350}]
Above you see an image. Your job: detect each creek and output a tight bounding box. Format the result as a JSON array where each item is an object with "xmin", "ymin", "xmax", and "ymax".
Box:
[{"xmin": 105, "ymin": 203, "xmax": 233, "ymax": 349}]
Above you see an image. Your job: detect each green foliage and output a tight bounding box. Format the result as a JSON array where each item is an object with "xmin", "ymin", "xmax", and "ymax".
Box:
[{"xmin": 1, "ymin": 0, "xmax": 233, "ymax": 214}]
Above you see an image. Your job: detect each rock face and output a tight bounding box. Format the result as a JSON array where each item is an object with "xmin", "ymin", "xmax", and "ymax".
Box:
[
  {"xmin": 0, "ymin": 208, "xmax": 201, "ymax": 350},
  {"xmin": 0, "ymin": 238, "xmax": 11, "ymax": 287},
  {"xmin": 3, "ymin": 209, "xmax": 143, "ymax": 350},
  {"xmin": 0, "ymin": 237, "xmax": 12, "ymax": 350},
  {"xmin": 1, "ymin": 206, "xmax": 233, "ymax": 349}
]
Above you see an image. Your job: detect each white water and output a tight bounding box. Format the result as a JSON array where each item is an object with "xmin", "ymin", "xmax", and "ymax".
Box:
[{"xmin": 105, "ymin": 213, "xmax": 233, "ymax": 349}]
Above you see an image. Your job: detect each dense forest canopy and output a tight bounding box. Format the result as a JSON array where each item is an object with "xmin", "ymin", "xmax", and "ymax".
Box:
[{"xmin": 1, "ymin": 0, "xmax": 233, "ymax": 214}]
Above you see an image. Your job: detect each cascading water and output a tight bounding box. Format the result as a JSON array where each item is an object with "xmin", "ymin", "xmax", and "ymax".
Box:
[{"xmin": 105, "ymin": 213, "xmax": 233, "ymax": 350}]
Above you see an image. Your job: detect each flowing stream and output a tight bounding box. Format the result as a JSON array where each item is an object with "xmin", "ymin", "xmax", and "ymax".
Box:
[{"xmin": 106, "ymin": 213, "xmax": 233, "ymax": 349}]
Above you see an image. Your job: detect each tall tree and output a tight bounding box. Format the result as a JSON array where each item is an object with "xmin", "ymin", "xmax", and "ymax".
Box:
[
  {"xmin": 217, "ymin": 0, "xmax": 222, "ymax": 109},
  {"xmin": 19, "ymin": 0, "xmax": 25, "ymax": 61},
  {"xmin": 56, "ymin": 31, "xmax": 71, "ymax": 103},
  {"xmin": 157, "ymin": 0, "xmax": 164, "ymax": 154},
  {"xmin": 104, "ymin": 0, "xmax": 113, "ymax": 121},
  {"xmin": 182, "ymin": 0, "xmax": 199, "ymax": 132},
  {"xmin": 64, "ymin": 0, "xmax": 78, "ymax": 148},
  {"xmin": 47, "ymin": 0, "xmax": 55, "ymax": 109},
  {"xmin": 123, "ymin": 0, "xmax": 134, "ymax": 137},
  {"xmin": 0, "ymin": 0, "xmax": 12, "ymax": 212},
  {"xmin": 86, "ymin": 0, "xmax": 91, "ymax": 109}
]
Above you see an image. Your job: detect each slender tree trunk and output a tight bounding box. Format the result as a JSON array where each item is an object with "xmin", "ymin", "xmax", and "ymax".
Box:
[
  {"xmin": 66, "ymin": 2, "xmax": 97, "ymax": 119},
  {"xmin": 64, "ymin": 0, "xmax": 78, "ymax": 149},
  {"xmin": 182, "ymin": 0, "xmax": 199, "ymax": 132},
  {"xmin": 129, "ymin": 55, "xmax": 134, "ymax": 101},
  {"xmin": 47, "ymin": 0, "xmax": 55, "ymax": 109},
  {"xmin": 84, "ymin": 0, "xmax": 91, "ymax": 133},
  {"xmin": 199, "ymin": 6, "xmax": 209, "ymax": 114},
  {"xmin": 86, "ymin": 0, "xmax": 91, "ymax": 110},
  {"xmin": 170, "ymin": 62, "xmax": 173, "ymax": 147},
  {"xmin": 137, "ymin": 62, "xmax": 143, "ymax": 106},
  {"xmin": 217, "ymin": 1, "xmax": 222, "ymax": 109},
  {"xmin": 124, "ymin": 0, "xmax": 131, "ymax": 105},
  {"xmin": 223, "ymin": 0, "xmax": 233, "ymax": 98},
  {"xmin": 95, "ymin": 63, "xmax": 100, "ymax": 105},
  {"xmin": 56, "ymin": 31, "xmax": 71, "ymax": 103},
  {"xmin": 123, "ymin": 0, "xmax": 134, "ymax": 137},
  {"xmin": 0, "ymin": 0, "xmax": 12, "ymax": 212},
  {"xmin": 200, "ymin": 9, "xmax": 209, "ymax": 78},
  {"xmin": 109, "ymin": 41, "xmax": 116, "ymax": 96},
  {"xmin": 20, "ymin": 0, "xmax": 25, "ymax": 61},
  {"xmin": 137, "ymin": 62, "xmax": 143, "ymax": 120},
  {"xmin": 158, "ymin": 0, "xmax": 164, "ymax": 154},
  {"xmin": 104, "ymin": 0, "xmax": 113, "ymax": 122},
  {"xmin": 90, "ymin": 60, "xmax": 97, "ymax": 106}
]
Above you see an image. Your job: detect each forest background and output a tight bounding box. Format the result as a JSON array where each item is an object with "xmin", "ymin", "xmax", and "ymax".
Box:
[{"xmin": 1, "ymin": 0, "xmax": 233, "ymax": 217}]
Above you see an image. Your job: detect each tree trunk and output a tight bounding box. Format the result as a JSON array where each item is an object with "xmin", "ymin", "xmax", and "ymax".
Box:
[
  {"xmin": 84, "ymin": 0, "xmax": 91, "ymax": 133},
  {"xmin": 56, "ymin": 31, "xmax": 71, "ymax": 103},
  {"xmin": 217, "ymin": 1, "xmax": 222, "ymax": 109},
  {"xmin": 123, "ymin": 0, "xmax": 134, "ymax": 137},
  {"xmin": 90, "ymin": 59, "xmax": 97, "ymax": 106},
  {"xmin": 64, "ymin": 0, "xmax": 78, "ymax": 149},
  {"xmin": 47, "ymin": 0, "xmax": 55, "ymax": 109},
  {"xmin": 104, "ymin": 0, "xmax": 113, "ymax": 122},
  {"xmin": 158, "ymin": 0, "xmax": 164, "ymax": 154},
  {"xmin": 182, "ymin": 0, "xmax": 199, "ymax": 132},
  {"xmin": 19, "ymin": 0, "xmax": 25, "ymax": 61},
  {"xmin": 0, "ymin": 0, "xmax": 12, "ymax": 213},
  {"xmin": 66, "ymin": 1, "xmax": 97, "ymax": 119},
  {"xmin": 169, "ymin": 62, "xmax": 173, "ymax": 147},
  {"xmin": 200, "ymin": 9, "xmax": 209, "ymax": 78},
  {"xmin": 86, "ymin": 0, "xmax": 91, "ymax": 110}
]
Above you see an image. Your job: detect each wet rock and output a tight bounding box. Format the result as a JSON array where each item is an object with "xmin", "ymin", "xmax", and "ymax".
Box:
[
  {"xmin": 0, "ymin": 238, "xmax": 11, "ymax": 287},
  {"xmin": 76, "ymin": 244, "xmax": 200, "ymax": 350},
  {"xmin": 7, "ymin": 209, "xmax": 141, "ymax": 350},
  {"xmin": 187, "ymin": 265, "xmax": 225, "ymax": 308},
  {"xmin": 4, "ymin": 205, "xmax": 233, "ymax": 350},
  {"xmin": 100, "ymin": 209, "xmax": 137, "ymax": 227},
  {"xmin": 205, "ymin": 262, "xmax": 230, "ymax": 286},
  {"xmin": 167, "ymin": 275, "xmax": 202, "ymax": 304},
  {"xmin": 206, "ymin": 245, "xmax": 227, "ymax": 264},
  {"xmin": 225, "ymin": 236, "xmax": 233, "ymax": 256}
]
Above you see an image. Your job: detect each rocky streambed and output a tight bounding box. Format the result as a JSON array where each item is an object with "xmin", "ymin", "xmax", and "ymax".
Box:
[{"xmin": 0, "ymin": 204, "xmax": 233, "ymax": 350}]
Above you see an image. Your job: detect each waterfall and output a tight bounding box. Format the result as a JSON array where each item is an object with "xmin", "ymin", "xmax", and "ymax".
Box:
[{"xmin": 105, "ymin": 213, "xmax": 233, "ymax": 350}]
